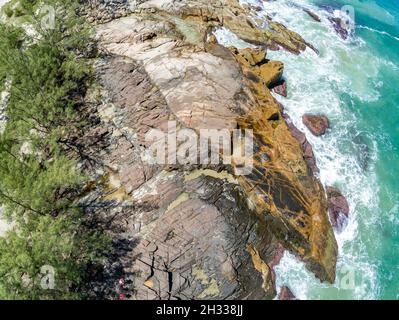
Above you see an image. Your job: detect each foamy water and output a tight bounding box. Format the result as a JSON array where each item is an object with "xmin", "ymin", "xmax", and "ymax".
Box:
[{"xmin": 215, "ymin": 0, "xmax": 399, "ymax": 299}]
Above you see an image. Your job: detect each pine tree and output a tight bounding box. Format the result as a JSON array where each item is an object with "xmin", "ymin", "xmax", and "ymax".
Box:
[{"xmin": 0, "ymin": 0, "xmax": 107, "ymax": 299}]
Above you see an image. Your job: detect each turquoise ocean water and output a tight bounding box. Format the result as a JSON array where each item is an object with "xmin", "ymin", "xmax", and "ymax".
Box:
[
  {"xmin": 269, "ymin": 0, "xmax": 399, "ymax": 300},
  {"xmin": 218, "ymin": 0, "xmax": 399, "ymax": 299}
]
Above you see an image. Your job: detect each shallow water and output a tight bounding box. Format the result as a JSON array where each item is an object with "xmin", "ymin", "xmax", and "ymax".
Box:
[{"xmin": 218, "ymin": 0, "xmax": 399, "ymax": 300}]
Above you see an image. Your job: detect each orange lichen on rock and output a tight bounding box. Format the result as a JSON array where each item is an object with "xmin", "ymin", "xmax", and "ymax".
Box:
[{"xmin": 230, "ymin": 47, "xmax": 337, "ymax": 283}]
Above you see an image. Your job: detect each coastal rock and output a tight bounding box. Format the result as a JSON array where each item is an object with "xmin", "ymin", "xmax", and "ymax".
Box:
[
  {"xmin": 302, "ymin": 114, "xmax": 330, "ymax": 137},
  {"xmin": 81, "ymin": 0, "xmax": 132, "ymax": 24},
  {"xmin": 278, "ymin": 286, "xmax": 297, "ymax": 300},
  {"xmin": 119, "ymin": 0, "xmax": 315, "ymax": 54},
  {"xmin": 82, "ymin": 56, "xmax": 284, "ymax": 300},
  {"xmin": 328, "ymin": 17, "xmax": 349, "ymax": 40},
  {"xmin": 271, "ymin": 80, "xmax": 287, "ymax": 97},
  {"xmin": 239, "ymin": 48, "xmax": 267, "ymax": 66},
  {"xmin": 269, "ymin": 243, "xmax": 285, "ymax": 284},
  {"xmin": 259, "ymin": 61, "xmax": 284, "ymax": 87},
  {"xmin": 304, "ymin": 9, "xmax": 321, "ymax": 22},
  {"xmin": 326, "ymin": 186, "xmax": 350, "ymax": 231},
  {"xmin": 229, "ymin": 47, "xmax": 337, "ymax": 283},
  {"xmin": 90, "ymin": 0, "xmax": 338, "ymax": 299}
]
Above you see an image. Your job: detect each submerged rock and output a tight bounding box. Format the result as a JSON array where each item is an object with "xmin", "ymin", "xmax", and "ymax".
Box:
[
  {"xmin": 302, "ymin": 114, "xmax": 330, "ymax": 137},
  {"xmin": 304, "ymin": 9, "xmax": 321, "ymax": 22},
  {"xmin": 89, "ymin": 0, "xmax": 338, "ymax": 299},
  {"xmin": 326, "ymin": 186, "xmax": 350, "ymax": 231},
  {"xmin": 282, "ymin": 111, "xmax": 320, "ymax": 176}
]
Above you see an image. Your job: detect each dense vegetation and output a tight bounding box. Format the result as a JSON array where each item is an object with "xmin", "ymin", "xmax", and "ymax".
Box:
[{"xmin": 0, "ymin": 0, "xmax": 107, "ymax": 299}]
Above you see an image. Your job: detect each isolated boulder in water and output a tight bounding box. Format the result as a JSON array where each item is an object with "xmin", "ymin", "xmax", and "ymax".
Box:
[
  {"xmin": 326, "ymin": 186, "xmax": 350, "ymax": 231},
  {"xmin": 260, "ymin": 60, "xmax": 284, "ymax": 87},
  {"xmin": 302, "ymin": 114, "xmax": 330, "ymax": 136},
  {"xmin": 278, "ymin": 286, "xmax": 297, "ymax": 300}
]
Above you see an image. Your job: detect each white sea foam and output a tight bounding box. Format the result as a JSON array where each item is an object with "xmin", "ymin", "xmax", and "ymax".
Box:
[
  {"xmin": 213, "ymin": 27, "xmax": 256, "ymax": 49},
  {"xmin": 215, "ymin": 0, "xmax": 393, "ymax": 299},
  {"xmin": 357, "ymin": 25, "xmax": 399, "ymax": 42}
]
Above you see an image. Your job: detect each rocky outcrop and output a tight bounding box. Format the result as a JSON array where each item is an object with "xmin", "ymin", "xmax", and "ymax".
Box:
[
  {"xmin": 81, "ymin": 55, "xmax": 284, "ymax": 300},
  {"xmin": 93, "ymin": 0, "xmax": 317, "ymax": 54},
  {"xmin": 278, "ymin": 286, "xmax": 297, "ymax": 300},
  {"xmin": 259, "ymin": 61, "xmax": 284, "ymax": 87},
  {"xmin": 82, "ymin": 0, "xmax": 132, "ymax": 23},
  {"xmin": 223, "ymin": 47, "xmax": 337, "ymax": 283},
  {"xmin": 302, "ymin": 114, "xmax": 330, "ymax": 137},
  {"xmin": 84, "ymin": 0, "xmax": 338, "ymax": 299},
  {"xmin": 326, "ymin": 186, "xmax": 350, "ymax": 231}
]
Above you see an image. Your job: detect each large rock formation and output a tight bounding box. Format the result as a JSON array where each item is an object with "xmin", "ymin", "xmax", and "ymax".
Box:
[
  {"xmin": 303, "ymin": 114, "xmax": 330, "ymax": 137},
  {"xmin": 80, "ymin": 0, "xmax": 337, "ymax": 299}
]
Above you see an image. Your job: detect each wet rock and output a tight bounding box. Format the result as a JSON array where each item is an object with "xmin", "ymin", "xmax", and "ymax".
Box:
[
  {"xmin": 230, "ymin": 48, "xmax": 337, "ymax": 283},
  {"xmin": 302, "ymin": 114, "xmax": 330, "ymax": 137},
  {"xmin": 260, "ymin": 61, "xmax": 284, "ymax": 87},
  {"xmin": 271, "ymin": 80, "xmax": 287, "ymax": 97},
  {"xmin": 326, "ymin": 186, "xmax": 350, "ymax": 231},
  {"xmin": 353, "ymin": 134, "xmax": 370, "ymax": 170},
  {"xmin": 305, "ymin": 42, "xmax": 320, "ymax": 55},
  {"xmin": 278, "ymin": 286, "xmax": 297, "ymax": 300},
  {"xmin": 90, "ymin": 0, "xmax": 338, "ymax": 299},
  {"xmin": 304, "ymin": 9, "xmax": 321, "ymax": 22},
  {"xmin": 282, "ymin": 111, "xmax": 320, "ymax": 176}
]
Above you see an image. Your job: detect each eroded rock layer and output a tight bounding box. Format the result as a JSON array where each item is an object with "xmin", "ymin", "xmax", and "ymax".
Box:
[{"xmin": 82, "ymin": 0, "xmax": 338, "ymax": 299}]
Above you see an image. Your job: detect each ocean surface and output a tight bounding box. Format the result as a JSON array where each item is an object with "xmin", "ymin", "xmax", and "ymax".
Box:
[{"xmin": 218, "ymin": 0, "xmax": 399, "ymax": 300}]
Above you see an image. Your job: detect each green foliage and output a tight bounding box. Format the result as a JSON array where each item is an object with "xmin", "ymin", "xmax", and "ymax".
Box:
[
  {"xmin": 0, "ymin": 0, "xmax": 106, "ymax": 299},
  {"xmin": 0, "ymin": 214, "xmax": 108, "ymax": 300}
]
